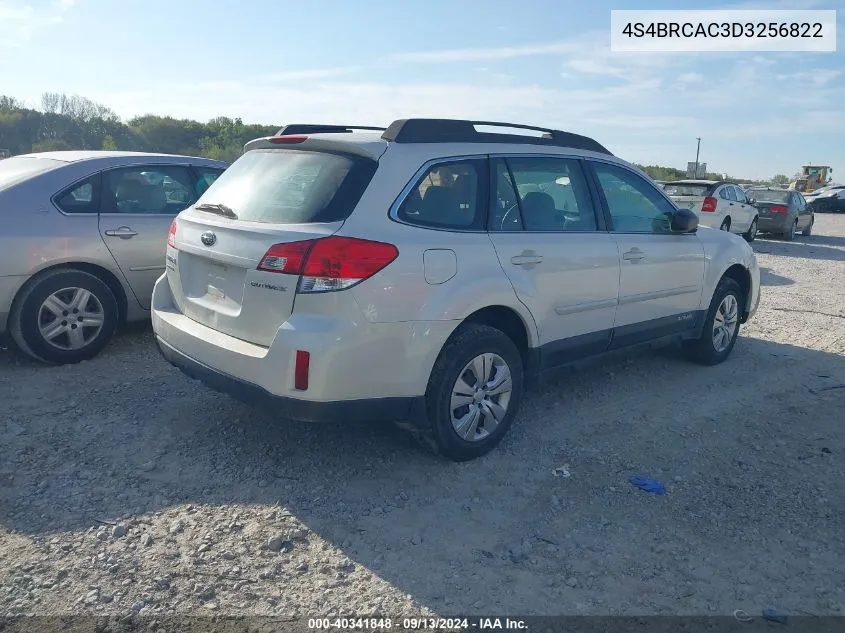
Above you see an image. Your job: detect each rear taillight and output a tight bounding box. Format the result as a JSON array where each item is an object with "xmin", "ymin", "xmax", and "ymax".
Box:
[
  {"xmin": 269, "ymin": 135, "xmax": 308, "ymax": 144},
  {"xmin": 770, "ymin": 205, "xmax": 788, "ymax": 214},
  {"xmin": 701, "ymin": 196, "xmax": 718, "ymax": 212},
  {"xmin": 167, "ymin": 220, "xmax": 177, "ymax": 248},
  {"xmin": 257, "ymin": 236, "xmax": 399, "ymax": 293}
]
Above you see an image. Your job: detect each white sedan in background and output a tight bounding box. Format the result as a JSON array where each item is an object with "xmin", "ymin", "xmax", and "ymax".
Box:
[{"xmin": 663, "ymin": 180, "xmax": 759, "ymax": 242}]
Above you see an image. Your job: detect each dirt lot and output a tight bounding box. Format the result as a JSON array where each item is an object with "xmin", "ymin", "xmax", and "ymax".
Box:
[{"xmin": 1, "ymin": 215, "xmax": 844, "ymax": 622}]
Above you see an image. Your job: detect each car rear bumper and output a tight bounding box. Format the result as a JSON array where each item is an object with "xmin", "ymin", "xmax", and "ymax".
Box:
[
  {"xmin": 155, "ymin": 335, "xmax": 423, "ymax": 423},
  {"xmin": 150, "ymin": 274, "xmax": 451, "ymax": 422},
  {"xmin": 757, "ymin": 216, "xmax": 791, "ymax": 233}
]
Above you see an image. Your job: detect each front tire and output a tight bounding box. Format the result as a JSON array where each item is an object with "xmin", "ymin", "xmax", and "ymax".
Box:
[
  {"xmin": 683, "ymin": 277, "xmax": 742, "ymax": 366},
  {"xmin": 423, "ymin": 323, "xmax": 524, "ymax": 461},
  {"xmin": 743, "ymin": 217, "xmax": 758, "ymax": 243},
  {"xmin": 9, "ymin": 269, "xmax": 118, "ymax": 364}
]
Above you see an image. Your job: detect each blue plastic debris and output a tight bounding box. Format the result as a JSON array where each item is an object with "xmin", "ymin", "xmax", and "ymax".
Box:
[
  {"xmin": 762, "ymin": 608, "xmax": 788, "ymax": 624},
  {"xmin": 629, "ymin": 475, "xmax": 666, "ymax": 495}
]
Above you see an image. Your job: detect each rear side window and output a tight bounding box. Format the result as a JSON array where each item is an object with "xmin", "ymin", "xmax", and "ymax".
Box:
[
  {"xmin": 396, "ymin": 159, "xmax": 486, "ymax": 230},
  {"xmin": 197, "ymin": 149, "xmax": 376, "ymax": 224},
  {"xmin": 194, "ymin": 167, "xmax": 225, "ymax": 197},
  {"xmin": 103, "ymin": 166, "xmax": 197, "ymax": 215},
  {"xmin": 54, "ymin": 175, "xmax": 101, "ymax": 214},
  {"xmin": 492, "ymin": 157, "xmax": 597, "ymax": 232},
  {"xmin": 0, "ymin": 157, "xmax": 65, "ymax": 191}
]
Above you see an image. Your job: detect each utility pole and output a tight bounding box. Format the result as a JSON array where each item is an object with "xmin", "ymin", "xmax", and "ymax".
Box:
[{"xmin": 694, "ymin": 137, "xmax": 701, "ymax": 178}]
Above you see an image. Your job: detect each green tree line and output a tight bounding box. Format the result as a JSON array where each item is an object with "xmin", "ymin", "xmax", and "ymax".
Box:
[
  {"xmin": 1, "ymin": 93, "xmax": 786, "ymax": 182},
  {"xmin": 0, "ymin": 93, "xmax": 277, "ymax": 163}
]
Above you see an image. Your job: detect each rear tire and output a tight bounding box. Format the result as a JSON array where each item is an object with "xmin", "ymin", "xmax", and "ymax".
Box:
[
  {"xmin": 802, "ymin": 216, "xmax": 814, "ymax": 236},
  {"xmin": 422, "ymin": 323, "xmax": 524, "ymax": 461},
  {"xmin": 743, "ymin": 217, "xmax": 758, "ymax": 243},
  {"xmin": 9, "ymin": 269, "xmax": 118, "ymax": 365},
  {"xmin": 720, "ymin": 218, "xmax": 731, "ymax": 232},
  {"xmin": 784, "ymin": 218, "xmax": 797, "ymax": 241},
  {"xmin": 683, "ymin": 277, "xmax": 742, "ymax": 366}
]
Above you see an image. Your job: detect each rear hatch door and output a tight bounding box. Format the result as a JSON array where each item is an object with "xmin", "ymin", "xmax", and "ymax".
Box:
[
  {"xmin": 666, "ymin": 195, "xmax": 704, "ymax": 213},
  {"xmin": 166, "ymin": 145, "xmax": 379, "ymax": 347}
]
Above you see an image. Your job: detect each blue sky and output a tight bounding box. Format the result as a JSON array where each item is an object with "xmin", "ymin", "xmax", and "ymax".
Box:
[{"xmin": 1, "ymin": 0, "xmax": 842, "ymax": 179}]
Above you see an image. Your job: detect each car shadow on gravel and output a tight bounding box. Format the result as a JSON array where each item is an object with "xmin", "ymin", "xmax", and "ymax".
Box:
[
  {"xmin": 2, "ymin": 329, "xmax": 844, "ymax": 615},
  {"xmin": 753, "ymin": 237, "xmax": 845, "ymax": 261},
  {"xmin": 759, "ymin": 267, "xmax": 794, "ymax": 286}
]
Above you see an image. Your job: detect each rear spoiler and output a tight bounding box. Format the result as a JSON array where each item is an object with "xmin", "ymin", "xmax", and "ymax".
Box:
[{"xmin": 242, "ymin": 135, "xmax": 388, "ymax": 160}]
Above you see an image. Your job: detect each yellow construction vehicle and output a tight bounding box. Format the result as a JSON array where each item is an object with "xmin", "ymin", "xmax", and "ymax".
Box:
[{"xmin": 790, "ymin": 165, "xmax": 833, "ymax": 193}]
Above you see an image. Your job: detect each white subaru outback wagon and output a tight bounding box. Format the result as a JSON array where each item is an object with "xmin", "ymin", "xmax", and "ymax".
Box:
[{"xmin": 152, "ymin": 119, "xmax": 760, "ymax": 461}]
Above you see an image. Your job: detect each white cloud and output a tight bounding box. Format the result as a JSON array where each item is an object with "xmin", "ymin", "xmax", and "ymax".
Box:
[
  {"xmin": 259, "ymin": 66, "xmax": 363, "ymax": 82},
  {"xmin": 0, "ymin": 0, "xmax": 78, "ymax": 47},
  {"xmin": 390, "ymin": 40, "xmax": 585, "ymax": 63}
]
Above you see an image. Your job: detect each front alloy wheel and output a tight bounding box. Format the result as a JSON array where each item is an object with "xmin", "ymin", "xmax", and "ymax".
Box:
[{"xmin": 712, "ymin": 294, "xmax": 739, "ymax": 353}]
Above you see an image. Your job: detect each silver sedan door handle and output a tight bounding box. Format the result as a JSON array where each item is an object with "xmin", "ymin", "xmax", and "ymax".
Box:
[
  {"xmin": 622, "ymin": 248, "xmax": 645, "ymax": 261},
  {"xmin": 104, "ymin": 226, "xmax": 138, "ymax": 239},
  {"xmin": 511, "ymin": 254, "xmax": 543, "ymax": 266}
]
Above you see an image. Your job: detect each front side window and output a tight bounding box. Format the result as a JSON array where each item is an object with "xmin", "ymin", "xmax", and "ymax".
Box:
[
  {"xmin": 104, "ymin": 166, "xmax": 196, "ymax": 215},
  {"xmin": 397, "ymin": 160, "xmax": 484, "ymax": 230},
  {"xmin": 491, "ymin": 157, "xmax": 597, "ymax": 232},
  {"xmin": 591, "ymin": 162, "xmax": 676, "ymax": 234}
]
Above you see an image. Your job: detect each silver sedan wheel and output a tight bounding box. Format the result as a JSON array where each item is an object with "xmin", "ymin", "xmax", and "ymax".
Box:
[
  {"xmin": 38, "ymin": 287, "xmax": 105, "ymax": 351},
  {"xmin": 712, "ymin": 294, "xmax": 739, "ymax": 353},
  {"xmin": 450, "ymin": 353, "xmax": 513, "ymax": 442}
]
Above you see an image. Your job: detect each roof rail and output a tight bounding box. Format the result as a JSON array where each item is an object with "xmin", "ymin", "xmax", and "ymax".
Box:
[
  {"xmin": 381, "ymin": 118, "xmax": 612, "ymax": 155},
  {"xmin": 275, "ymin": 124, "xmax": 386, "ymax": 136}
]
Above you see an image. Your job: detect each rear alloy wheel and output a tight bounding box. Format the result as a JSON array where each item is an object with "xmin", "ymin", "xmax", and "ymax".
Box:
[
  {"xmin": 802, "ymin": 216, "xmax": 814, "ymax": 236},
  {"xmin": 683, "ymin": 277, "xmax": 742, "ymax": 366},
  {"xmin": 784, "ymin": 218, "xmax": 797, "ymax": 241},
  {"xmin": 9, "ymin": 269, "xmax": 118, "ymax": 364},
  {"xmin": 719, "ymin": 218, "xmax": 731, "ymax": 232},
  {"xmin": 422, "ymin": 323, "xmax": 523, "ymax": 461},
  {"xmin": 743, "ymin": 217, "xmax": 758, "ymax": 243}
]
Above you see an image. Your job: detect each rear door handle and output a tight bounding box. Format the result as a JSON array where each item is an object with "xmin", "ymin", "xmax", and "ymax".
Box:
[
  {"xmin": 511, "ymin": 254, "xmax": 543, "ymax": 266},
  {"xmin": 104, "ymin": 226, "xmax": 138, "ymax": 239},
  {"xmin": 622, "ymin": 248, "xmax": 645, "ymax": 261}
]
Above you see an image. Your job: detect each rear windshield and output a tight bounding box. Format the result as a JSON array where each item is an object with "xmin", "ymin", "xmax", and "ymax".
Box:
[
  {"xmin": 0, "ymin": 156, "xmax": 65, "ymax": 191},
  {"xmin": 663, "ymin": 183, "xmax": 711, "ymax": 197},
  {"xmin": 748, "ymin": 189, "xmax": 789, "ymax": 203},
  {"xmin": 194, "ymin": 149, "xmax": 377, "ymax": 224}
]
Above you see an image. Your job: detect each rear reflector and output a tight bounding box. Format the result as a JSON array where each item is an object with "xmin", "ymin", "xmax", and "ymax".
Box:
[
  {"xmin": 258, "ymin": 236, "xmax": 399, "ymax": 292},
  {"xmin": 167, "ymin": 219, "xmax": 177, "ymax": 248},
  {"xmin": 770, "ymin": 205, "xmax": 788, "ymax": 214},
  {"xmin": 701, "ymin": 196, "xmax": 718, "ymax": 212},
  {"xmin": 269, "ymin": 135, "xmax": 308, "ymax": 144},
  {"xmin": 294, "ymin": 350, "xmax": 310, "ymax": 390}
]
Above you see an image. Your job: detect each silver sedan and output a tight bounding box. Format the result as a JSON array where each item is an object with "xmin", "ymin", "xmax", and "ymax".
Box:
[{"xmin": 0, "ymin": 151, "xmax": 228, "ymax": 364}]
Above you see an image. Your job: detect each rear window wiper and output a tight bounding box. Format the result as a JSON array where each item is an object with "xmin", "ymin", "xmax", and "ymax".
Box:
[{"xmin": 195, "ymin": 203, "xmax": 238, "ymax": 219}]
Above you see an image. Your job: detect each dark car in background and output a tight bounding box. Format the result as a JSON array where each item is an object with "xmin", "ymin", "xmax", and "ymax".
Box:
[
  {"xmin": 745, "ymin": 187, "xmax": 814, "ymax": 240},
  {"xmin": 804, "ymin": 184, "xmax": 845, "ymax": 213}
]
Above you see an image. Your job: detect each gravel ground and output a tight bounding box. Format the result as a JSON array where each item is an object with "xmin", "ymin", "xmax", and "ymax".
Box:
[{"xmin": 1, "ymin": 215, "xmax": 844, "ymax": 623}]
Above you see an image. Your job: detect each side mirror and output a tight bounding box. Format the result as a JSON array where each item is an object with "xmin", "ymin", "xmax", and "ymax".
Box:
[
  {"xmin": 671, "ymin": 207, "xmax": 699, "ymax": 233},
  {"xmin": 747, "ymin": 197, "xmax": 756, "ymax": 205}
]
